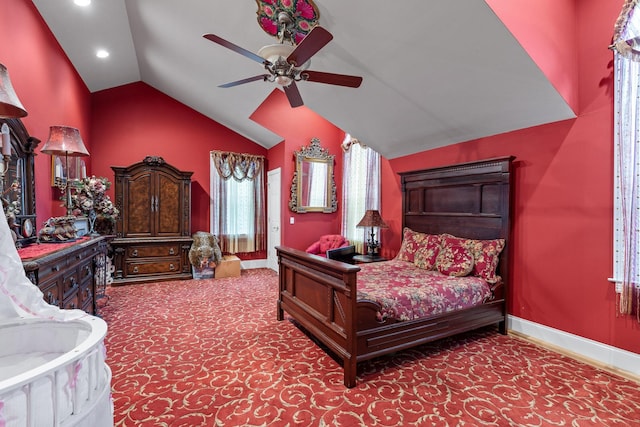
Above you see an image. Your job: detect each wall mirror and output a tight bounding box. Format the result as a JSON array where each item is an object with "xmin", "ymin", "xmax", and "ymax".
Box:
[
  {"xmin": 289, "ymin": 138, "xmax": 337, "ymax": 213},
  {"xmin": 0, "ymin": 118, "xmax": 39, "ymax": 247}
]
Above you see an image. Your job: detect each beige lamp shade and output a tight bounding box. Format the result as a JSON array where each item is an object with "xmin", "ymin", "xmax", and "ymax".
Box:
[
  {"xmin": 41, "ymin": 126, "xmax": 90, "ymax": 157},
  {"xmin": 0, "ymin": 64, "xmax": 28, "ymax": 118}
]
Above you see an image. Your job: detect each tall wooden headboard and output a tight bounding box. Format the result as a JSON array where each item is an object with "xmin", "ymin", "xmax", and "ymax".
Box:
[{"xmin": 399, "ymin": 156, "xmax": 514, "ymax": 288}]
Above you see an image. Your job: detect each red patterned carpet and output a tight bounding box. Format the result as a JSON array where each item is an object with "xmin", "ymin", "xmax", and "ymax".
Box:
[{"xmin": 100, "ymin": 269, "xmax": 640, "ymax": 426}]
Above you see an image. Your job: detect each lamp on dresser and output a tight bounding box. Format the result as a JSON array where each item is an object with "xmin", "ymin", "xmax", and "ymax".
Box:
[
  {"xmin": 40, "ymin": 126, "xmax": 90, "ymax": 217},
  {"xmin": 356, "ymin": 209, "xmax": 388, "ymax": 256}
]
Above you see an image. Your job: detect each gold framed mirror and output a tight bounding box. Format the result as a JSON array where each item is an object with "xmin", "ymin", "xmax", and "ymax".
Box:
[{"xmin": 289, "ymin": 138, "xmax": 337, "ymax": 213}]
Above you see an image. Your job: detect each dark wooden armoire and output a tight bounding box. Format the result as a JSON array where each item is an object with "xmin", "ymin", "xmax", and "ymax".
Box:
[{"xmin": 110, "ymin": 156, "xmax": 193, "ymax": 284}]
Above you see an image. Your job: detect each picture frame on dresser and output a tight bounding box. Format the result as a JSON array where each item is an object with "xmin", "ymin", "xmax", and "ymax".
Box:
[{"xmin": 75, "ymin": 217, "xmax": 88, "ymax": 237}]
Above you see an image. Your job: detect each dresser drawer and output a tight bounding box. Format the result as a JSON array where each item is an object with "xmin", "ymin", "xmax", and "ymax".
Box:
[
  {"xmin": 39, "ymin": 258, "xmax": 69, "ymax": 284},
  {"xmin": 63, "ymin": 292, "xmax": 81, "ymax": 311},
  {"xmin": 125, "ymin": 257, "xmax": 182, "ymax": 276},
  {"xmin": 78, "ymin": 283, "xmax": 94, "ymax": 313},
  {"xmin": 127, "ymin": 244, "xmax": 181, "ymax": 258},
  {"xmin": 77, "ymin": 259, "xmax": 93, "ymax": 285},
  {"xmin": 40, "ymin": 280, "xmax": 62, "ymax": 307}
]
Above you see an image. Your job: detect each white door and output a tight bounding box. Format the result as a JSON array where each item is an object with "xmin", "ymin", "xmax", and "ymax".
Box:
[{"xmin": 267, "ymin": 168, "xmax": 281, "ymax": 271}]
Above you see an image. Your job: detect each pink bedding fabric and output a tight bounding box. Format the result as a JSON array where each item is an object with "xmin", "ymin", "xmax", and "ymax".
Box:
[{"xmin": 356, "ymin": 259, "xmax": 493, "ymax": 322}]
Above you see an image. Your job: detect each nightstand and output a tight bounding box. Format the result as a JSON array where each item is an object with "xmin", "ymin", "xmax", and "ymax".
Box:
[{"xmin": 352, "ymin": 254, "xmax": 387, "ymax": 264}]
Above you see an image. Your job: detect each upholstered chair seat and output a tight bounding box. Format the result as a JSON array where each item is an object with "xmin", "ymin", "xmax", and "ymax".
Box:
[{"xmin": 305, "ymin": 234, "xmax": 350, "ymax": 257}]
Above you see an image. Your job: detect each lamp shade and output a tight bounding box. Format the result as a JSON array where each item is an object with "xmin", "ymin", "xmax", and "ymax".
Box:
[
  {"xmin": 0, "ymin": 64, "xmax": 27, "ymax": 118},
  {"xmin": 356, "ymin": 209, "xmax": 388, "ymax": 228},
  {"xmin": 41, "ymin": 126, "xmax": 90, "ymax": 157}
]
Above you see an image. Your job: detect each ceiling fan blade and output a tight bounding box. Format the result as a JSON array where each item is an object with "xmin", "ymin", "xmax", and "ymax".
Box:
[
  {"xmin": 287, "ymin": 26, "xmax": 333, "ymax": 67},
  {"xmin": 283, "ymin": 81, "xmax": 304, "ymax": 108},
  {"xmin": 203, "ymin": 33, "xmax": 266, "ymax": 64},
  {"xmin": 218, "ymin": 75, "xmax": 269, "ymax": 88},
  {"xmin": 302, "ymin": 70, "xmax": 363, "ymax": 88}
]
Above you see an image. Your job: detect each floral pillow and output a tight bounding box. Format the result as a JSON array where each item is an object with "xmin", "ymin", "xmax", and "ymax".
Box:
[
  {"xmin": 413, "ymin": 238, "xmax": 441, "ymax": 270},
  {"xmin": 440, "ymin": 234, "xmax": 505, "ymax": 283},
  {"xmin": 436, "ymin": 244, "xmax": 474, "ymax": 276},
  {"xmin": 396, "ymin": 227, "xmax": 429, "ymax": 262}
]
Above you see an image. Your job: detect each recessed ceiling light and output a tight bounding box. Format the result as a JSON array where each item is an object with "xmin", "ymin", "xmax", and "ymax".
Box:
[
  {"xmin": 96, "ymin": 49, "xmax": 109, "ymax": 59},
  {"xmin": 74, "ymin": 0, "xmax": 91, "ymax": 6}
]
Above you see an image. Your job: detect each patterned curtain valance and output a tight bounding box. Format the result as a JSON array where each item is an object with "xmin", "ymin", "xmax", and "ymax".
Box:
[
  {"xmin": 610, "ymin": 0, "xmax": 640, "ymax": 61},
  {"xmin": 211, "ymin": 151, "xmax": 264, "ymax": 181}
]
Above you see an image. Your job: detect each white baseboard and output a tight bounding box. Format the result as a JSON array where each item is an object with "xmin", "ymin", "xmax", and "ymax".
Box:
[
  {"xmin": 240, "ymin": 259, "xmax": 269, "ymax": 270},
  {"xmin": 508, "ymin": 315, "xmax": 640, "ymax": 379}
]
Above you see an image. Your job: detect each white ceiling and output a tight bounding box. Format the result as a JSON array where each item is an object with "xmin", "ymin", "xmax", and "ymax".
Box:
[{"xmin": 32, "ymin": 0, "xmax": 575, "ymax": 159}]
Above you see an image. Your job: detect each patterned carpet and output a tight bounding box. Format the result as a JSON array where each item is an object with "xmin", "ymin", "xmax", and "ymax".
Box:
[{"xmin": 100, "ymin": 269, "xmax": 640, "ymax": 426}]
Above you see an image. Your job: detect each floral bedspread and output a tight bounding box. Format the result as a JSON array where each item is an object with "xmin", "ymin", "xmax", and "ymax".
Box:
[{"xmin": 356, "ymin": 260, "xmax": 493, "ymax": 322}]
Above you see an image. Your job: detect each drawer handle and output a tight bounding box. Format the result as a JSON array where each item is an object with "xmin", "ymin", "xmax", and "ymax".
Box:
[
  {"xmin": 169, "ymin": 248, "xmax": 175, "ymax": 255},
  {"xmin": 70, "ymin": 277, "xmax": 78, "ymax": 288},
  {"xmin": 76, "ymin": 254, "xmax": 82, "ymax": 260},
  {"xmin": 133, "ymin": 266, "xmax": 139, "ymax": 273},
  {"xmin": 52, "ymin": 265, "xmax": 60, "ymax": 272},
  {"xmin": 132, "ymin": 249, "xmax": 138, "ymax": 257},
  {"xmin": 47, "ymin": 291, "xmax": 59, "ymax": 306},
  {"xmin": 69, "ymin": 302, "xmax": 76, "ymax": 309},
  {"xmin": 169, "ymin": 264, "xmax": 175, "ymax": 271}
]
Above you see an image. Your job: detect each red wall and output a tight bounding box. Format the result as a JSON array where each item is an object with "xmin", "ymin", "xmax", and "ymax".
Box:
[
  {"xmin": 254, "ymin": 89, "xmax": 345, "ymax": 250},
  {"xmin": 384, "ymin": 1, "xmax": 639, "ymax": 354},
  {"xmin": 90, "ymin": 82, "xmax": 267, "ymax": 234},
  {"xmin": 1, "ymin": 0, "xmax": 91, "ymax": 225},
  {"xmin": 486, "ymin": 0, "xmax": 579, "ymax": 112}
]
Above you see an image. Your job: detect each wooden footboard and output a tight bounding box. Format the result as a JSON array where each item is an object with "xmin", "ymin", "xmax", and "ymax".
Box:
[
  {"xmin": 276, "ymin": 246, "xmax": 506, "ymax": 388},
  {"xmin": 276, "ymin": 246, "xmax": 361, "ymax": 386}
]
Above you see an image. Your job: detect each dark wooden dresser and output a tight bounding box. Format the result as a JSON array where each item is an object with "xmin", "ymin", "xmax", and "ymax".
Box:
[
  {"xmin": 20, "ymin": 236, "xmax": 109, "ymax": 315},
  {"xmin": 110, "ymin": 156, "xmax": 193, "ymax": 284}
]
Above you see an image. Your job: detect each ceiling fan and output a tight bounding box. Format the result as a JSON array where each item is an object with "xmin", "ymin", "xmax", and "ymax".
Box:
[{"xmin": 203, "ymin": 12, "xmax": 363, "ymax": 108}]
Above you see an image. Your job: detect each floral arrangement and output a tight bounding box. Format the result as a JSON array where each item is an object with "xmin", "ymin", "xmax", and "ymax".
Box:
[{"xmin": 70, "ymin": 176, "xmax": 119, "ymax": 222}]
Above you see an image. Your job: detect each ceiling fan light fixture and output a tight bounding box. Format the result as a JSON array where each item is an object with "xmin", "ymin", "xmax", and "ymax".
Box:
[
  {"xmin": 258, "ymin": 43, "xmax": 294, "ymax": 63},
  {"xmin": 275, "ymin": 75, "xmax": 293, "ymax": 86},
  {"xmin": 257, "ymin": 44, "xmax": 310, "ymax": 70}
]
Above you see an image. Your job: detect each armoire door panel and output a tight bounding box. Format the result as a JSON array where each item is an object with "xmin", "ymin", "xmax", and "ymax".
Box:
[
  {"xmin": 157, "ymin": 173, "xmax": 181, "ymax": 235},
  {"xmin": 126, "ymin": 172, "xmax": 154, "ymax": 236}
]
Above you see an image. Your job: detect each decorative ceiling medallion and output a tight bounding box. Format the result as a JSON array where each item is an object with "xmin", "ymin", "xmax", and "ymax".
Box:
[{"xmin": 255, "ymin": 0, "xmax": 320, "ymax": 45}]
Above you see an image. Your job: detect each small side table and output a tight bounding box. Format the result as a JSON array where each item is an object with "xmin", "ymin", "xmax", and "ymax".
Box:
[{"xmin": 353, "ymin": 254, "xmax": 387, "ymax": 264}]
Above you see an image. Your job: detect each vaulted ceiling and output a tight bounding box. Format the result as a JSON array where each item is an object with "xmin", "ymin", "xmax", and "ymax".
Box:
[{"xmin": 32, "ymin": 0, "xmax": 575, "ymax": 159}]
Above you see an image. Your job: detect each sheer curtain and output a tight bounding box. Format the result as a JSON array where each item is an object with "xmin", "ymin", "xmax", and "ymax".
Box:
[
  {"xmin": 611, "ymin": 0, "xmax": 640, "ymax": 318},
  {"xmin": 210, "ymin": 151, "xmax": 265, "ymax": 254},
  {"xmin": 341, "ymin": 135, "xmax": 381, "ymax": 254}
]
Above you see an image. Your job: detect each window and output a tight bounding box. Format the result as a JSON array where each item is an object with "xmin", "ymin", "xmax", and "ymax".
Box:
[
  {"xmin": 210, "ymin": 151, "xmax": 265, "ymax": 253},
  {"xmin": 341, "ymin": 135, "xmax": 381, "ymax": 254},
  {"xmin": 611, "ymin": 0, "xmax": 640, "ymax": 316}
]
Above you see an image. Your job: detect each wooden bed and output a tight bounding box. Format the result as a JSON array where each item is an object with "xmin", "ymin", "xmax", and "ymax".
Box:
[{"xmin": 276, "ymin": 156, "xmax": 514, "ymax": 387}]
